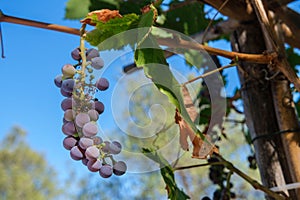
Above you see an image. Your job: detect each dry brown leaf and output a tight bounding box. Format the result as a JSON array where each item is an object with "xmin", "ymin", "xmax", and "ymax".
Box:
[
  {"xmin": 191, "ymin": 135, "xmax": 219, "ymax": 159},
  {"xmin": 182, "ymin": 85, "xmax": 198, "ymax": 121},
  {"xmin": 175, "ymin": 109, "xmax": 190, "ymax": 151},
  {"xmin": 80, "ymin": 9, "xmax": 122, "ymax": 26},
  {"xmin": 175, "ymin": 86, "xmax": 219, "ymax": 159}
]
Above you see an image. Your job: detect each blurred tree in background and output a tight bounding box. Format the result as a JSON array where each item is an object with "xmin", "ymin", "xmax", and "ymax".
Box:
[{"xmin": 0, "ymin": 126, "xmax": 62, "ymax": 200}]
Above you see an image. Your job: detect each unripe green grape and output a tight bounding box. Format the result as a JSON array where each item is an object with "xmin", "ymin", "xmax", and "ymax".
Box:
[{"xmin": 62, "ymin": 64, "xmax": 76, "ymax": 78}]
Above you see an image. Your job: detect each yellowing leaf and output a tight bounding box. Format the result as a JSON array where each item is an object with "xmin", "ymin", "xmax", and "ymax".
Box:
[{"xmin": 81, "ymin": 9, "xmax": 122, "ymax": 26}]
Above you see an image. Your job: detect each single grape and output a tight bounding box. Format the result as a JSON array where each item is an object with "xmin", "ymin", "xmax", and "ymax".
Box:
[
  {"xmin": 62, "ymin": 121, "xmax": 76, "ymax": 136},
  {"xmin": 87, "ymin": 159, "xmax": 102, "ymax": 172},
  {"xmin": 96, "ymin": 78, "xmax": 109, "ymax": 91},
  {"xmin": 109, "ymin": 141, "xmax": 122, "ymax": 154},
  {"xmin": 88, "ymin": 109, "xmax": 99, "ymax": 121},
  {"xmin": 61, "ymin": 79, "xmax": 75, "ymax": 93},
  {"xmin": 70, "ymin": 146, "xmax": 84, "ymax": 160},
  {"xmin": 64, "ymin": 109, "xmax": 75, "ymax": 121},
  {"xmin": 71, "ymin": 48, "xmax": 81, "ymax": 61},
  {"xmin": 85, "ymin": 145, "xmax": 100, "ymax": 160},
  {"xmin": 54, "ymin": 75, "xmax": 62, "ymax": 88},
  {"xmin": 93, "ymin": 136, "xmax": 103, "ymax": 145},
  {"xmin": 63, "ymin": 136, "xmax": 78, "ymax": 150},
  {"xmin": 62, "ymin": 64, "xmax": 76, "ymax": 78},
  {"xmin": 99, "ymin": 164, "xmax": 113, "ymax": 178},
  {"xmin": 75, "ymin": 113, "xmax": 90, "ymax": 128},
  {"xmin": 113, "ymin": 161, "xmax": 127, "ymax": 176},
  {"xmin": 86, "ymin": 48, "xmax": 99, "ymax": 61},
  {"xmin": 60, "ymin": 88, "xmax": 72, "ymax": 97},
  {"xmin": 79, "ymin": 137, "xmax": 94, "ymax": 149},
  {"xmin": 94, "ymin": 100, "xmax": 104, "ymax": 114},
  {"xmin": 61, "ymin": 98, "xmax": 73, "ymax": 111},
  {"xmin": 82, "ymin": 122, "xmax": 98, "ymax": 137},
  {"xmin": 102, "ymin": 141, "xmax": 111, "ymax": 153},
  {"xmin": 82, "ymin": 158, "xmax": 89, "ymax": 166},
  {"xmin": 91, "ymin": 57, "xmax": 104, "ymax": 69}
]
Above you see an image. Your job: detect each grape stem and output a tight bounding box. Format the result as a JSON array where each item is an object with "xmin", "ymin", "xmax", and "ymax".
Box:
[{"xmin": 79, "ymin": 24, "xmax": 87, "ymax": 79}]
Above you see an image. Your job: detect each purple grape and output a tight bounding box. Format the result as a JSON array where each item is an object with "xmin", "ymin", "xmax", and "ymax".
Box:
[
  {"xmin": 64, "ymin": 109, "xmax": 75, "ymax": 121},
  {"xmin": 62, "ymin": 64, "xmax": 76, "ymax": 78},
  {"xmin": 82, "ymin": 122, "xmax": 98, "ymax": 137},
  {"xmin": 85, "ymin": 145, "xmax": 100, "ymax": 160},
  {"xmin": 70, "ymin": 146, "xmax": 84, "ymax": 160},
  {"xmin": 82, "ymin": 158, "xmax": 89, "ymax": 166},
  {"xmin": 96, "ymin": 78, "xmax": 109, "ymax": 91},
  {"xmin": 60, "ymin": 88, "xmax": 72, "ymax": 97},
  {"xmin": 79, "ymin": 137, "xmax": 94, "ymax": 149},
  {"xmin": 63, "ymin": 136, "xmax": 78, "ymax": 150},
  {"xmin": 54, "ymin": 75, "xmax": 62, "ymax": 88},
  {"xmin": 109, "ymin": 141, "xmax": 122, "ymax": 154},
  {"xmin": 86, "ymin": 48, "xmax": 99, "ymax": 61},
  {"xmin": 75, "ymin": 113, "xmax": 90, "ymax": 128},
  {"xmin": 87, "ymin": 159, "xmax": 102, "ymax": 172},
  {"xmin": 88, "ymin": 109, "xmax": 99, "ymax": 121},
  {"xmin": 94, "ymin": 101, "xmax": 104, "ymax": 114},
  {"xmin": 61, "ymin": 79, "xmax": 75, "ymax": 93},
  {"xmin": 99, "ymin": 164, "xmax": 113, "ymax": 178},
  {"xmin": 71, "ymin": 48, "xmax": 81, "ymax": 61},
  {"xmin": 61, "ymin": 98, "xmax": 73, "ymax": 111},
  {"xmin": 91, "ymin": 57, "xmax": 104, "ymax": 69},
  {"xmin": 102, "ymin": 141, "xmax": 111, "ymax": 153},
  {"xmin": 93, "ymin": 136, "xmax": 103, "ymax": 145},
  {"xmin": 62, "ymin": 121, "xmax": 77, "ymax": 136},
  {"xmin": 113, "ymin": 161, "xmax": 127, "ymax": 176}
]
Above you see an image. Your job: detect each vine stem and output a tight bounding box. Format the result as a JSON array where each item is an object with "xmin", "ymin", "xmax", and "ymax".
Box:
[
  {"xmin": 173, "ymin": 155, "xmax": 287, "ymax": 200},
  {"xmin": 79, "ymin": 24, "xmax": 87, "ymax": 74},
  {"xmin": 182, "ymin": 63, "xmax": 237, "ymax": 86},
  {"xmin": 157, "ymin": 37, "xmax": 277, "ymax": 64},
  {"xmin": 0, "ymin": 10, "xmax": 80, "ymax": 35},
  {"xmin": 0, "ymin": 10, "xmax": 278, "ymax": 65}
]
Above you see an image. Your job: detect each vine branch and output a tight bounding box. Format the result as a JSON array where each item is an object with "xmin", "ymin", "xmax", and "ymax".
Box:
[
  {"xmin": 157, "ymin": 37, "xmax": 277, "ymax": 64},
  {"xmin": 0, "ymin": 10, "xmax": 80, "ymax": 36},
  {"xmin": 182, "ymin": 63, "xmax": 237, "ymax": 86},
  {"xmin": 0, "ymin": 10, "xmax": 278, "ymax": 65},
  {"xmin": 174, "ymin": 155, "xmax": 287, "ymax": 200}
]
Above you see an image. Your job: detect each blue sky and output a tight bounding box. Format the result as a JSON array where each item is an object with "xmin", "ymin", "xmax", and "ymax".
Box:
[
  {"xmin": 0, "ymin": 0, "xmax": 88, "ymax": 183},
  {"xmin": 0, "ymin": 0, "xmax": 299, "ymax": 198}
]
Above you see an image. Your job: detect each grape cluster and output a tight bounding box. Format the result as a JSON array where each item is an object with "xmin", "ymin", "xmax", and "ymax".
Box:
[
  {"xmin": 207, "ymin": 156, "xmax": 236, "ymax": 200},
  {"xmin": 247, "ymin": 154, "xmax": 257, "ymax": 170},
  {"xmin": 54, "ymin": 47, "xmax": 127, "ymax": 178}
]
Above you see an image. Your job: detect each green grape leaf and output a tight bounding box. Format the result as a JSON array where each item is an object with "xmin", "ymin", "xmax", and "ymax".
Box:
[
  {"xmin": 142, "ymin": 148, "xmax": 190, "ymax": 200},
  {"xmin": 134, "ymin": 34, "xmax": 201, "ymax": 136},
  {"xmin": 88, "ymin": 0, "xmax": 153, "ymax": 15},
  {"xmin": 184, "ymin": 49, "xmax": 205, "ymax": 68},
  {"xmin": 85, "ymin": 13, "xmax": 140, "ymax": 47},
  {"xmin": 134, "ymin": 6, "xmax": 201, "ymax": 136},
  {"xmin": 162, "ymin": 2, "xmax": 211, "ymax": 35},
  {"xmin": 65, "ymin": 0, "xmax": 90, "ymax": 19},
  {"xmin": 89, "ymin": 0, "xmax": 119, "ymax": 12}
]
